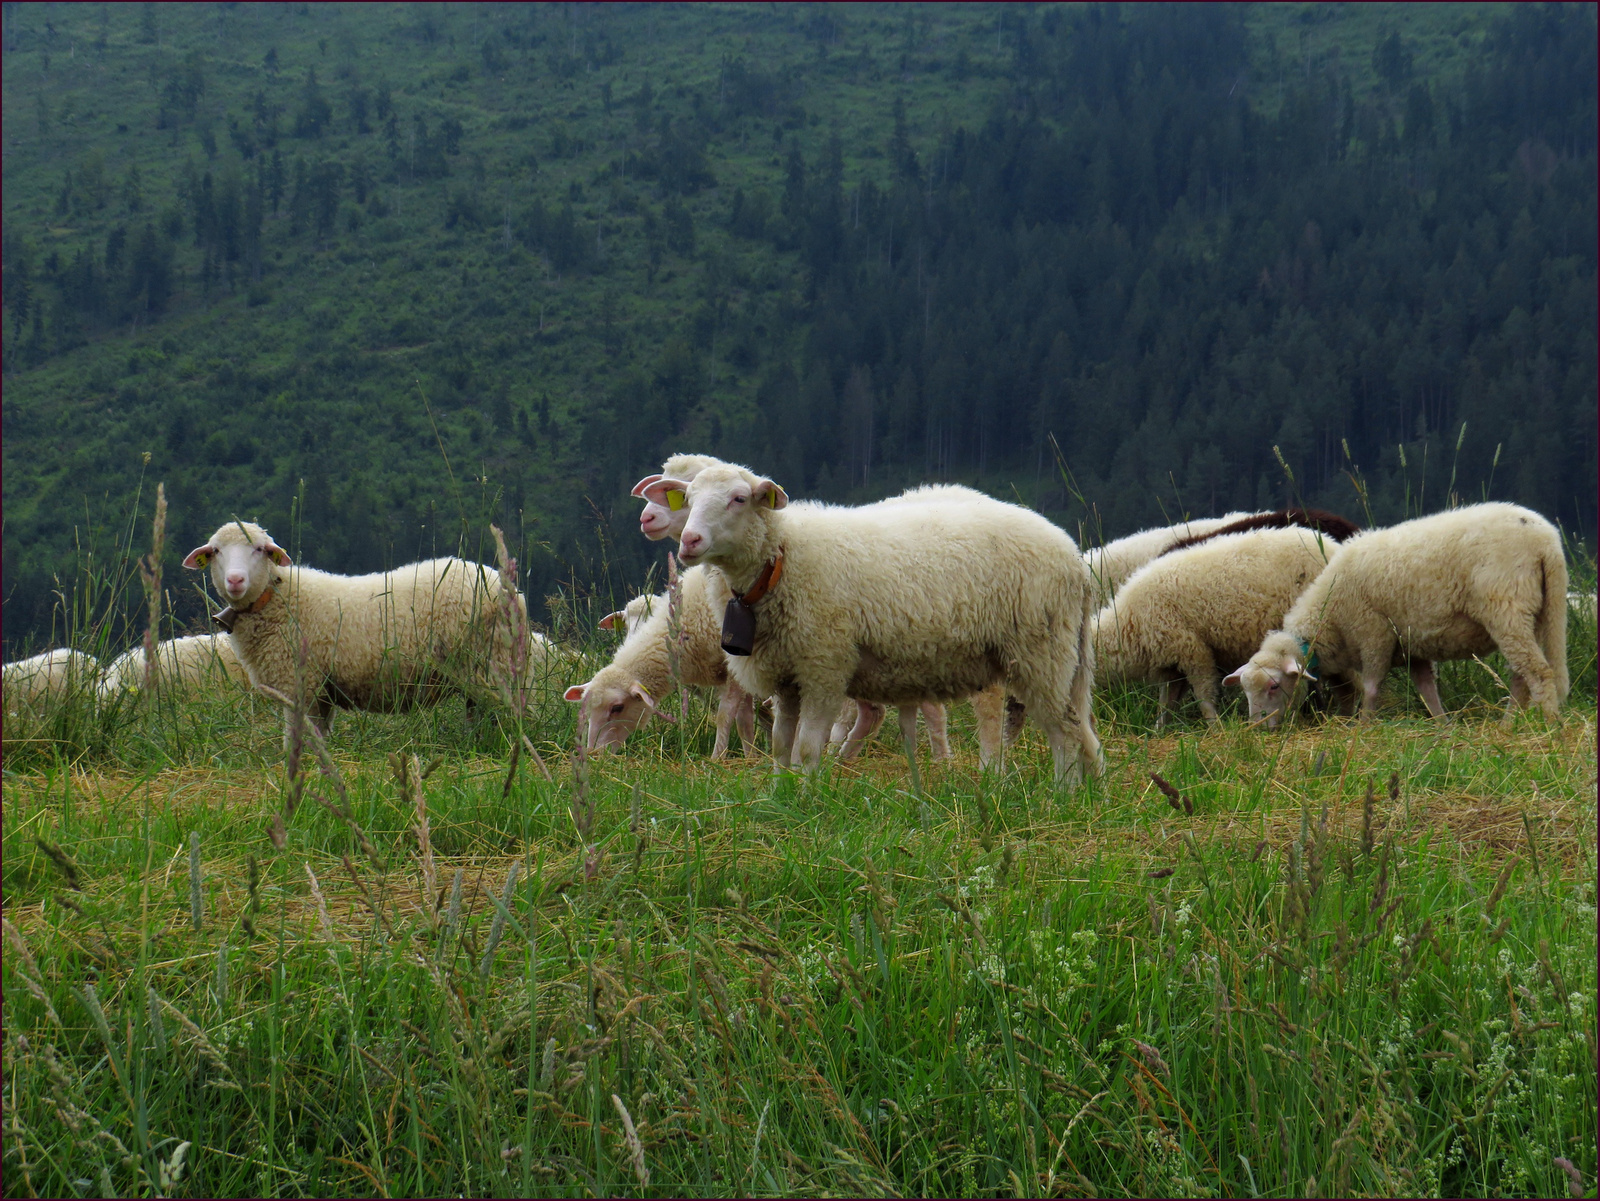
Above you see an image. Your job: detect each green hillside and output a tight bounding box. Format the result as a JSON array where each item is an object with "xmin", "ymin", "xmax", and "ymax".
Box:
[{"xmin": 3, "ymin": 2, "xmax": 1595, "ymax": 652}]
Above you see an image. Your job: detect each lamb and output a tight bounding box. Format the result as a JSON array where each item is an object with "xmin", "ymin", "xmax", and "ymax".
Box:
[
  {"xmin": 565, "ymin": 565, "xmax": 757, "ymax": 757},
  {"xmin": 3, "ymin": 649, "xmax": 101, "ymax": 715},
  {"xmin": 1094, "ymin": 527, "xmax": 1340, "ymax": 727},
  {"xmin": 1084, "ymin": 512, "xmax": 1256, "ymax": 604},
  {"xmin": 1156, "ymin": 508, "xmax": 1361, "ymax": 558},
  {"xmin": 1222, "ymin": 502, "xmax": 1570, "ymax": 726},
  {"xmin": 99, "ymin": 634, "xmax": 250, "ymax": 699},
  {"xmin": 644, "ymin": 465, "xmax": 1102, "ymax": 783},
  {"xmin": 182, "ymin": 521, "xmax": 533, "ymax": 741}
]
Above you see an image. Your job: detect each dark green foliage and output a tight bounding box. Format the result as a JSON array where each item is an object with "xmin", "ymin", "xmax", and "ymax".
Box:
[{"xmin": 2, "ymin": 2, "xmax": 1596, "ymax": 655}]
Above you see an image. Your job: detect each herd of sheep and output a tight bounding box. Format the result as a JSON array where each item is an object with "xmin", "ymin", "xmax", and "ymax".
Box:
[{"xmin": 2, "ymin": 453, "xmax": 1587, "ymax": 782}]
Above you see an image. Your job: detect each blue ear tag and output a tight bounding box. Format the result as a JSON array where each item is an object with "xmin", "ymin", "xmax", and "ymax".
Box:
[{"xmin": 666, "ymin": 490, "xmax": 686, "ymax": 511}]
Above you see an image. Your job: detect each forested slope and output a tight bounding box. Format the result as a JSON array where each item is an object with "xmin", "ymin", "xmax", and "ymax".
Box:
[{"xmin": 3, "ymin": 2, "xmax": 1594, "ymax": 650}]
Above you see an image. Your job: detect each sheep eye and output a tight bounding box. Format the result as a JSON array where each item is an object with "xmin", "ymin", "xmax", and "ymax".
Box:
[
  {"xmin": 609, "ymin": 703, "xmax": 625, "ymax": 715},
  {"xmin": 732, "ymin": 495, "xmax": 747, "ymax": 505},
  {"xmin": 1266, "ymin": 681, "xmax": 1279, "ymax": 693}
]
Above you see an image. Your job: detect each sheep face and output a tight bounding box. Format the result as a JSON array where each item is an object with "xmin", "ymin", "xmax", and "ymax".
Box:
[
  {"xmin": 631, "ymin": 474, "xmax": 682, "ymax": 541},
  {"xmin": 1222, "ymin": 632, "xmax": 1314, "ymax": 729},
  {"xmin": 564, "ymin": 673, "xmax": 674, "ymax": 751},
  {"xmin": 182, "ymin": 522, "xmax": 291, "ymax": 607},
  {"xmin": 648, "ymin": 465, "xmax": 787, "ymax": 567}
]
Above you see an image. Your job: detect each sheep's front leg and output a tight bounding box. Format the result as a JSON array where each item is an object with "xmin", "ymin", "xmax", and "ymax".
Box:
[
  {"xmin": 920, "ymin": 702, "xmax": 951, "ymax": 760},
  {"xmin": 793, "ymin": 692, "xmax": 844, "ymax": 772},
  {"xmin": 1359, "ymin": 674, "xmax": 1383, "ymax": 720},
  {"xmin": 770, "ymin": 689, "xmax": 800, "ymax": 768},
  {"xmin": 1408, "ymin": 659, "xmax": 1447, "ymax": 719},
  {"xmin": 731, "ymin": 684, "xmax": 758, "ymax": 753},
  {"xmin": 711, "ymin": 683, "xmax": 740, "ymax": 759}
]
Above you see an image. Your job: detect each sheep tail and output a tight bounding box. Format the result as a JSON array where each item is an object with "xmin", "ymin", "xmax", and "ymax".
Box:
[{"xmin": 1539, "ymin": 543, "xmax": 1571, "ymax": 704}]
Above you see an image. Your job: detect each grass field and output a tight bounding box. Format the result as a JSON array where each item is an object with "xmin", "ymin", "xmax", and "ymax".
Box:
[{"xmin": 3, "ymin": 606, "xmax": 1595, "ymax": 1198}]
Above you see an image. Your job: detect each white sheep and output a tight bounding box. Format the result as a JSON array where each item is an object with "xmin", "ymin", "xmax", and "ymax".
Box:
[
  {"xmin": 99, "ymin": 634, "xmax": 251, "ymax": 700},
  {"xmin": 645, "ymin": 465, "xmax": 1102, "ymax": 783},
  {"xmin": 1085, "ymin": 512, "xmax": 1255, "ymax": 604},
  {"xmin": 631, "ymin": 453, "xmax": 731, "ymax": 541},
  {"xmin": 182, "ymin": 521, "xmax": 532, "ymax": 741},
  {"xmin": 1094, "ymin": 527, "xmax": 1339, "ymax": 727},
  {"xmin": 3, "ymin": 649, "xmax": 101, "ymax": 716},
  {"xmin": 1223, "ymin": 502, "xmax": 1570, "ymax": 726},
  {"xmin": 565, "ymin": 564, "xmax": 757, "ymax": 757}
]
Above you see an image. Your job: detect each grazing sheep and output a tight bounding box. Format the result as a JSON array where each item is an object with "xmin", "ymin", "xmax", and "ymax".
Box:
[
  {"xmin": 1223, "ymin": 502, "xmax": 1570, "ymax": 726},
  {"xmin": 1156, "ymin": 508, "xmax": 1361, "ymax": 558},
  {"xmin": 600, "ymin": 592, "xmax": 665, "ymax": 638},
  {"xmin": 645, "ymin": 466, "xmax": 1102, "ymax": 784},
  {"xmin": 3, "ymin": 649, "xmax": 101, "ymax": 715},
  {"xmin": 1085, "ymin": 512, "xmax": 1256, "ymax": 604},
  {"xmin": 1094, "ymin": 527, "xmax": 1340, "ymax": 727},
  {"xmin": 99, "ymin": 634, "xmax": 250, "ymax": 699},
  {"xmin": 565, "ymin": 564, "xmax": 757, "ymax": 757},
  {"xmin": 182, "ymin": 521, "xmax": 531, "ymax": 741}
]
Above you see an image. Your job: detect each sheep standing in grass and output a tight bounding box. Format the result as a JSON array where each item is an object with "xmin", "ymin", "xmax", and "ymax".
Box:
[
  {"xmin": 565, "ymin": 566, "xmax": 757, "ymax": 757},
  {"xmin": 645, "ymin": 465, "xmax": 1101, "ymax": 783},
  {"xmin": 1084, "ymin": 513, "xmax": 1255, "ymax": 604},
  {"xmin": 1094, "ymin": 527, "xmax": 1341, "ymax": 727},
  {"xmin": 2, "ymin": 649, "xmax": 101, "ymax": 716},
  {"xmin": 99, "ymin": 634, "xmax": 250, "ymax": 700},
  {"xmin": 1223, "ymin": 502, "xmax": 1570, "ymax": 726},
  {"xmin": 182, "ymin": 521, "xmax": 533, "ymax": 742},
  {"xmin": 600, "ymin": 592, "xmax": 665, "ymax": 638}
]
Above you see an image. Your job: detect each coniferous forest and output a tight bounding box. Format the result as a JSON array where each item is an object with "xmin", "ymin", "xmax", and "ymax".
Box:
[{"xmin": 3, "ymin": 2, "xmax": 1595, "ymax": 651}]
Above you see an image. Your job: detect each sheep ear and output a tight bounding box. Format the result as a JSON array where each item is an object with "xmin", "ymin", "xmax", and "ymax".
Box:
[
  {"xmin": 264, "ymin": 541, "xmax": 292, "ymax": 567},
  {"xmin": 182, "ymin": 545, "xmax": 216, "ymax": 570},
  {"xmin": 632, "ymin": 682, "xmax": 676, "ymax": 723},
  {"xmin": 598, "ymin": 611, "xmax": 622, "ymax": 631},
  {"xmin": 641, "ymin": 478, "xmax": 691, "ymax": 509},
  {"xmin": 1222, "ymin": 667, "xmax": 1245, "ymax": 688},
  {"xmin": 630, "ymin": 473, "xmax": 663, "ymax": 498},
  {"xmin": 1282, "ymin": 657, "xmax": 1317, "ymax": 683},
  {"xmin": 563, "ymin": 685, "xmax": 587, "ymax": 702},
  {"xmin": 752, "ymin": 478, "xmax": 788, "ymax": 510}
]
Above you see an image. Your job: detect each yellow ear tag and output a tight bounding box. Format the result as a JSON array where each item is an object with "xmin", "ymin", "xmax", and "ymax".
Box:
[
  {"xmin": 196, "ymin": 552, "xmax": 212, "ymax": 567},
  {"xmin": 765, "ymin": 491, "xmax": 780, "ymax": 509},
  {"xmin": 665, "ymin": 490, "xmax": 685, "ymax": 511}
]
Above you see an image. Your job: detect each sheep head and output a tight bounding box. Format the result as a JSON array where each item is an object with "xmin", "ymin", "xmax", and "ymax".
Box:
[
  {"xmin": 183, "ymin": 521, "xmax": 291, "ymax": 608},
  {"xmin": 648, "ymin": 464, "xmax": 787, "ymax": 571},
  {"xmin": 564, "ymin": 669, "xmax": 675, "ymax": 751},
  {"xmin": 1222, "ymin": 630, "xmax": 1316, "ymax": 729}
]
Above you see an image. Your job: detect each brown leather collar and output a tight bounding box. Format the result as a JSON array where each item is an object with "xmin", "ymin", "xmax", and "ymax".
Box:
[
  {"xmin": 735, "ymin": 554, "xmax": 783, "ymax": 605},
  {"xmin": 213, "ymin": 586, "xmax": 275, "ymax": 633}
]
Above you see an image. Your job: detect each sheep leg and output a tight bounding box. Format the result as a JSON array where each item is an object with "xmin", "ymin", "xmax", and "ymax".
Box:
[
  {"xmin": 770, "ymin": 688, "xmax": 800, "ymax": 767},
  {"xmin": 897, "ymin": 707, "xmax": 919, "ymax": 759},
  {"xmin": 920, "ymin": 701, "xmax": 951, "ymax": 760},
  {"xmin": 971, "ymin": 684, "xmax": 1006, "ymax": 768},
  {"xmin": 1479, "ymin": 614, "xmax": 1560, "ymax": 719},
  {"xmin": 732, "ymin": 685, "xmax": 758, "ymax": 753},
  {"xmin": 838, "ymin": 702, "xmax": 886, "ymax": 762},
  {"xmin": 793, "ymin": 692, "xmax": 843, "ymax": 772},
  {"xmin": 711, "ymin": 683, "xmax": 740, "ymax": 759},
  {"xmin": 1407, "ymin": 659, "xmax": 1447, "ymax": 719},
  {"xmin": 1359, "ymin": 674, "xmax": 1383, "ymax": 720}
]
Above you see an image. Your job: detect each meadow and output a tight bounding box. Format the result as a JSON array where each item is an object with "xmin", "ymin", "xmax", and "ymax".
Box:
[{"xmin": 2, "ymin": 565, "xmax": 1595, "ymax": 1198}]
